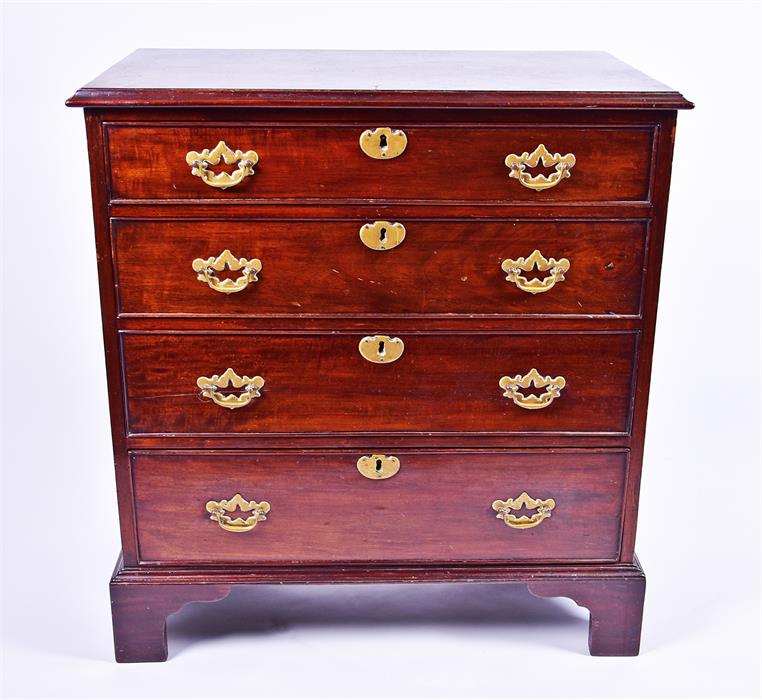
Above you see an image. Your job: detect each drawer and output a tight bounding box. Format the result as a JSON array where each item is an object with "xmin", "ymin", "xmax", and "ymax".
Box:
[
  {"xmin": 114, "ymin": 219, "xmax": 647, "ymax": 317},
  {"xmin": 107, "ymin": 124, "xmax": 654, "ymax": 202},
  {"xmin": 121, "ymin": 332, "xmax": 637, "ymax": 436},
  {"xmin": 131, "ymin": 450, "xmax": 628, "ymax": 564}
]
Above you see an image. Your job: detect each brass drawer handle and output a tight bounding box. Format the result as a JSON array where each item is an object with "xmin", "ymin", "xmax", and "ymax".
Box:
[
  {"xmin": 501, "ymin": 250, "xmax": 570, "ymax": 294},
  {"xmin": 357, "ymin": 454, "xmax": 401, "ymax": 480},
  {"xmin": 492, "ymin": 492, "xmax": 555, "ymax": 529},
  {"xmin": 197, "ymin": 368, "xmax": 265, "ymax": 409},
  {"xmin": 358, "ymin": 335, "xmax": 404, "ymax": 364},
  {"xmin": 504, "ymin": 144, "xmax": 576, "ymax": 191},
  {"xmin": 359, "ymin": 221, "xmax": 406, "ymax": 251},
  {"xmin": 206, "ymin": 493, "xmax": 270, "ymax": 533},
  {"xmin": 359, "ymin": 127, "xmax": 407, "ymax": 159},
  {"xmin": 192, "ymin": 249, "xmax": 262, "ymax": 294},
  {"xmin": 185, "ymin": 140, "xmax": 259, "ymax": 189},
  {"xmin": 499, "ymin": 368, "xmax": 566, "ymax": 410}
]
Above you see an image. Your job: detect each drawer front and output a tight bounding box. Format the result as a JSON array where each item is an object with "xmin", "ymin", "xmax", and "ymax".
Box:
[
  {"xmin": 114, "ymin": 219, "xmax": 647, "ymax": 317},
  {"xmin": 122, "ymin": 332, "xmax": 637, "ymax": 435},
  {"xmin": 131, "ymin": 450, "xmax": 628, "ymax": 564},
  {"xmin": 107, "ymin": 124, "xmax": 653, "ymax": 202}
]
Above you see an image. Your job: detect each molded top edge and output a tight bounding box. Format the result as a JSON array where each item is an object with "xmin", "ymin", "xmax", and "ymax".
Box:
[{"xmin": 67, "ymin": 49, "xmax": 693, "ymax": 109}]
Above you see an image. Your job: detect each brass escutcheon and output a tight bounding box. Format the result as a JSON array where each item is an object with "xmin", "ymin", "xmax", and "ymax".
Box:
[
  {"xmin": 358, "ymin": 335, "xmax": 405, "ymax": 364},
  {"xmin": 359, "ymin": 221, "xmax": 406, "ymax": 251},
  {"xmin": 357, "ymin": 454, "xmax": 401, "ymax": 480},
  {"xmin": 359, "ymin": 127, "xmax": 407, "ymax": 159}
]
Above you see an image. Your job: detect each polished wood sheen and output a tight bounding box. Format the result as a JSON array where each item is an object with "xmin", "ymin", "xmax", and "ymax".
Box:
[
  {"xmin": 67, "ymin": 49, "xmax": 691, "ymax": 661},
  {"xmin": 131, "ymin": 450, "xmax": 628, "ymax": 564},
  {"xmin": 121, "ymin": 331, "xmax": 637, "ymax": 435},
  {"xmin": 113, "ymin": 219, "xmax": 648, "ymax": 317},
  {"xmin": 107, "ymin": 124, "xmax": 654, "ymax": 202},
  {"xmin": 67, "ymin": 49, "xmax": 693, "ymax": 109}
]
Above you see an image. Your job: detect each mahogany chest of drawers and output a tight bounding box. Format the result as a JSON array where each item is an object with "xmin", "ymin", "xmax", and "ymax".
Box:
[{"xmin": 67, "ymin": 49, "xmax": 692, "ymax": 662}]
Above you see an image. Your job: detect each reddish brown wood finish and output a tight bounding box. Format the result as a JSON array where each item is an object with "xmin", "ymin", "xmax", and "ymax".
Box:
[
  {"xmin": 110, "ymin": 555, "xmax": 646, "ymax": 661},
  {"xmin": 113, "ymin": 219, "xmax": 647, "ymax": 317},
  {"xmin": 107, "ymin": 124, "xmax": 654, "ymax": 202},
  {"xmin": 111, "ymin": 579, "xmax": 231, "ymax": 662},
  {"xmin": 528, "ymin": 573, "xmax": 646, "ymax": 655},
  {"xmin": 619, "ymin": 114, "xmax": 677, "ymax": 560},
  {"xmin": 131, "ymin": 450, "xmax": 627, "ymax": 564},
  {"xmin": 69, "ymin": 50, "xmax": 688, "ymax": 661},
  {"xmin": 84, "ymin": 112, "xmax": 140, "ymax": 567},
  {"xmin": 121, "ymin": 331, "xmax": 637, "ymax": 436},
  {"xmin": 74, "ymin": 90, "xmax": 691, "ymax": 110},
  {"xmin": 67, "ymin": 49, "xmax": 693, "ymax": 110}
]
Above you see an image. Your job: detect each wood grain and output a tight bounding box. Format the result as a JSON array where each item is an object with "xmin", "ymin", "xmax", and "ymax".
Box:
[
  {"xmin": 109, "ymin": 555, "xmax": 646, "ymax": 660},
  {"xmin": 528, "ymin": 572, "xmax": 645, "ymax": 655},
  {"xmin": 130, "ymin": 450, "xmax": 628, "ymax": 564},
  {"xmin": 66, "ymin": 49, "xmax": 693, "ymax": 110},
  {"xmin": 106, "ymin": 124, "xmax": 654, "ymax": 202},
  {"xmin": 121, "ymin": 331, "xmax": 638, "ymax": 436},
  {"xmin": 66, "ymin": 50, "xmax": 690, "ymax": 659},
  {"xmin": 113, "ymin": 218, "xmax": 647, "ymax": 317},
  {"xmin": 110, "ymin": 579, "xmax": 231, "ymax": 662}
]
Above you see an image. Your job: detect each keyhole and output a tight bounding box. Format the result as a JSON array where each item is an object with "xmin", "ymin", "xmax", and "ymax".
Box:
[
  {"xmin": 377, "ymin": 340, "xmax": 386, "ymax": 356},
  {"xmin": 379, "ymin": 133, "xmax": 388, "ymax": 149},
  {"xmin": 375, "ymin": 458, "xmax": 383, "ymax": 474},
  {"xmin": 379, "ymin": 227, "xmax": 387, "ymax": 242}
]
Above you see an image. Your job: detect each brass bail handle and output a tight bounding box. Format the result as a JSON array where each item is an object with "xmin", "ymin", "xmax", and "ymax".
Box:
[
  {"xmin": 499, "ymin": 368, "xmax": 566, "ymax": 410},
  {"xmin": 192, "ymin": 250, "xmax": 262, "ymax": 294},
  {"xmin": 206, "ymin": 493, "xmax": 270, "ymax": 533},
  {"xmin": 492, "ymin": 492, "xmax": 556, "ymax": 529},
  {"xmin": 504, "ymin": 144, "xmax": 576, "ymax": 191},
  {"xmin": 501, "ymin": 250, "xmax": 570, "ymax": 294},
  {"xmin": 186, "ymin": 140, "xmax": 259, "ymax": 189},
  {"xmin": 197, "ymin": 368, "xmax": 265, "ymax": 409}
]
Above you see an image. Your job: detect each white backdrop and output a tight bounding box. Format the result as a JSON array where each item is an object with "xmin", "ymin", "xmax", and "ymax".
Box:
[{"xmin": 1, "ymin": 1, "xmax": 760, "ymax": 698}]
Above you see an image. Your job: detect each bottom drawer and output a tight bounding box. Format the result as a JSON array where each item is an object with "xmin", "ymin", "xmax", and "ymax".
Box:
[{"xmin": 130, "ymin": 450, "xmax": 628, "ymax": 565}]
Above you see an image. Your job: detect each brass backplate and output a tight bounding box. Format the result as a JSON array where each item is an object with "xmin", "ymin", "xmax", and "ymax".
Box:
[
  {"xmin": 492, "ymin": 492, "xmax": 556, "ymax": 529},
  {"xmin": 358, "ymin": 335, "xmax": 404, "ymax": 363},
  {"xmin": 504, "ymin": 144, "xmax": 575, "ymax": 191},
  {"xmin": 359, "ymin": 221, "xmax": 406, "ymax": 251},
  {"xmin": 499, "ymin": 368, "xmax": 566, "ymax": 410},
  {"xmin": 205, "ymin": 493, "xmax": 270, "ymax": 533},
  {"xmin": 357, "ymin": 454, "xmax": 401, "ymax": 480},
  {"xmin": 186, "ymin": 141, "xmax": 259, "ymax": 189}
]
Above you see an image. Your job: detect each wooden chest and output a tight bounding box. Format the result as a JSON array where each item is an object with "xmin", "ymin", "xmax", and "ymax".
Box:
[{"xmin": 67, "ymin": 49, "xmax": 692, "ymax": 661}]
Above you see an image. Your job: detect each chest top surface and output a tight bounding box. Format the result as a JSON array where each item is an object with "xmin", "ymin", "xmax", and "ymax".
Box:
[{"xmin": 66, "ymin": 49, "xmax": 692, "ymax": 109}]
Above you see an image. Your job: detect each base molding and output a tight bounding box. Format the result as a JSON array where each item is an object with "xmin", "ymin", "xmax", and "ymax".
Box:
[{"xmin": 110, "ymin": 555, "xmax": 646, "ymax": 661}]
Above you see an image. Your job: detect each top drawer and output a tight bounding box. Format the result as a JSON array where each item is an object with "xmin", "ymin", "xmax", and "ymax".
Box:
[{"xmin": 106, "ymin": 124, "xmax": 654, "ymax": 203}]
